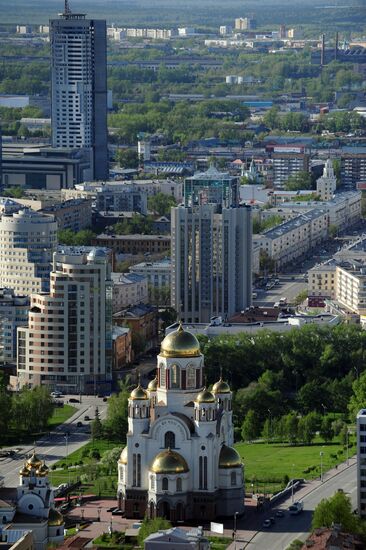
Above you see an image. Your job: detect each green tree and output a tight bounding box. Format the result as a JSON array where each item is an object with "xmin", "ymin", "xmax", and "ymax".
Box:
[
  {"xmin": 100, "ymin": 447, "xmax": 123, "ymax": 473},
  {"xmin": 348, "ymin": 370, "xmax": 366, "ymax": 420},
  {"xmin": 104, "ymin": 383, "xmax": 130, "ymax": 441},
  {"xmin": 284, "ymin": 171, "xmax": 312, "ymax": 191},
  {"xmin": 91, "ymin": 407, "xmax": 104, "ymax": 440},
  {"xmin": 115, "ymin": 148, "xmax": 139, "ymax": 169},
  {"xmin": 312, "ymin": 491, "xmax": 359, "ymax": 533},
  {"xmin": 148, "ymin": 193, "xmax": 177, "ymax": 216},
  {"xmin": 284, "ymin": 413, "xmax": 299, "ymax": 445},
  {"xmin": 2, "ymin": 187, "xmax": 24, "ymax": 198},
  {"xmin": 137, "ymin": 517, "xmax": 172, "ymax": 547},
  {"xmin": 319, "ymin": 416, "xmax": 334, "ymax": 443},
  {"xmin": 241, "ymin": 409, "xmax": 261, "ymax": 442}
]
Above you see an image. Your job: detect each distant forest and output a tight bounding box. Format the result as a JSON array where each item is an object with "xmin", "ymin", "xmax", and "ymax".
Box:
[{"xmin": 0, "ymin": 0, "xmax": 365, "ymax": 31}]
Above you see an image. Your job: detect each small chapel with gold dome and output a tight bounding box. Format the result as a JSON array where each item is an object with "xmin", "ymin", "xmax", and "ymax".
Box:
[{"xmin": 117, "ymin": 323, "xmax": 244, "ymax": 521}]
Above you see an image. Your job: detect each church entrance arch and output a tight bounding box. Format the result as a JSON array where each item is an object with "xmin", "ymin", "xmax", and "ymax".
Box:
[
  {"xmin": 158, "ymin": 500, "xmax": 171, "ymax": 520},
  {"xmin": 176, "ymin": 502, "xmax": 184, "ymax": 521}
]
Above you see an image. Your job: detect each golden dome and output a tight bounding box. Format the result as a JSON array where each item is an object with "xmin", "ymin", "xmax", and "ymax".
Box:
[
  {"xmin": 26, "ymin": 452, "xmax": 42, "ymax": 470},
  {"xmin": 19, "ymin": 466, "xmax": 30, "ymax": 477},
  {"xmin": 151, "ymin": 449, "xmax": 189, "ymax": 474},
  {"xmin": 160, "ymin": 322, "xmax": 201, "ymax": 358},
  {"xmin": 119, "ymin": 446, "xmax": 128, "ymax": 464},
  {"xmin": 36, "ymin": 462, "xmax": 49, "ymax": 477},
  {"xmin": 195, "ymin": 387, "xmax": 215, "ymax": 403},
  {"xmin": 130, "ymin": 384, "xmax": 148, "ymax": 400},
  {"xmin": 48, "ymin": 508, "xmax": 64, "ymax": 527},
  {"xmin": 212, "ymin": 378, "xmax": 231, "ymax": 394},
  {"xmin": 219, "ymin": 445, "xmax": 242, "ymax": 469},
  {"xmin": 148, "ymin": 376, "xmax": 158, "ymax": 392}
]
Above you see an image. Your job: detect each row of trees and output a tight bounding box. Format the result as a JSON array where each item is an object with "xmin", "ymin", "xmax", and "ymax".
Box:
[
  {"xmin": 199, "ymin": 324, "xmax": 366, "ymax": 424},
  {"xmin": 241, "ymin": 410, "xmax": 350, "ymax": 447},
  {"xmin": 0, "ymin": 374, "xmax": 55, "ymax": 443}
]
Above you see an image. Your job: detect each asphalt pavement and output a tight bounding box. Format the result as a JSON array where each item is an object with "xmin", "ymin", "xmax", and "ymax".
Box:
[
  {"xmin": 227, "ymin": 457, "xmax": 357, "ymax": 550},
  {"xmin": 0, "ymin": 395, "xmax": 107, "ymax": 487}
]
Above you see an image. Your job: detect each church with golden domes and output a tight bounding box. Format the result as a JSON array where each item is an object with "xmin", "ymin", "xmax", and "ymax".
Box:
[
  {"xmin": 117, "ymin": 323, "xmax": 244, "ymax": 522},
  {"xmin": 0, "ymin": 453, "xmax": 64, "ymax": 549}
]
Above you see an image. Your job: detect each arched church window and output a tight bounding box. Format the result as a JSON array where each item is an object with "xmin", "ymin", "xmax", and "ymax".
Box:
[
  {"xmin": 160, "ymin": 366, "xmax": 166, "ymax": 388},
  {"xmin": 231, "ymin": 471, "xmax": 236, "ymax": 486},
  {"xmin": 186, "ymin": 365, "xmax": 196, "ymax": 389},
  {"xmin": 171, "ymin": 364, "xmax": 180, "ymax": 388},
  {"xmin": 162, "ymin": 477, "xmax": 169, "ymax": 491},
  {"xmin": 164, "ymin": 431, "xmax": 176, "ymax": 449},
  {"xmin": 176, "ymin": 478, "xmax": 182, "ymax": 492},
  {"xmin": 150, "ymin": 475, "xmax": 155, "ymax": 491}
]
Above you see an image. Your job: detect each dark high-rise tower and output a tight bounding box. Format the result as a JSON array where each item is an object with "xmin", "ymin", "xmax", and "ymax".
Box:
[{"xmin": 50, "ymin": 2, "xmax": 108, "ymax": 180}]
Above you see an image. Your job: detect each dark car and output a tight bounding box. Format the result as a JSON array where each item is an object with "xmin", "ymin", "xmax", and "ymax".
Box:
[
  {"xmin": 269, "ymin": 516, "xmax": 275, "ymax": 524},
  {"xmin": 275, "ymin": 510, "xmax": 285, "ymax": 518},
  {"xmin": 76, "ymin": 421, "xmax": 83, "ymax": 428},
  {"xmin": 84, "ymin": 415, "xmax": 90, "ymax": 421},
  {"xmin": 69, "ymin": 398, "xmax": 80, "ymax": 403}
]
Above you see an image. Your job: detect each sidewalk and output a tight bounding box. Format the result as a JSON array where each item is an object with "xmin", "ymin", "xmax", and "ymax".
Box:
[{"xmin": 224, "ymin": 455, "xmax": 357, "ymax": 550}]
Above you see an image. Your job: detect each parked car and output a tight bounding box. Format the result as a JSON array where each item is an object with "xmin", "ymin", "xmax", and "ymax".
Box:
[
  {"xmin": 262, "ymin": 519, "xmax": 271, "ymax": 528},
  {"xmin": 275, "ymin": 509, "xmax": 285, "ymax": 518},
  {"xmin": 84, "ymin": 415, "xmax": 90, "ymax": 421},
  {"xmin": 69, "ymin": 398, "xmax": 79, "ymax": 403},
  {"xmin": 76, "ymin": 421, "xmax": 83, "ymax": 428}
]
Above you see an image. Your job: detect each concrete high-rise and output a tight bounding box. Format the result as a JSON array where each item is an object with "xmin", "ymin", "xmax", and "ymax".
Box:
[
  {"xmin": 171, "ymin": 204, "xmax": 252, "ymax": 323},
  {"xmin": 50, "ymin": 2, "xmax": 108, "ymax": 180},
  {"xmin": 16, "ymin": 248, "xmax": 112, "ymax": 393},
  {"xmin": 0, "ymin": 210, "xmax": 57, "ymax": 295}
]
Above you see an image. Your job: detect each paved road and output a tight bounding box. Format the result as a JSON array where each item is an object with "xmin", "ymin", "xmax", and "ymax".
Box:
[
  {"xmin": 254, "ymin": 274, "xmax": 307, "ymax": 307},
  {"xmin": 0, "ymin": 395, "xmax": 107, "ymax": 487},
  {"xmin": 231, "ymin": 458, "xmax": 357, "ymax": 550}
]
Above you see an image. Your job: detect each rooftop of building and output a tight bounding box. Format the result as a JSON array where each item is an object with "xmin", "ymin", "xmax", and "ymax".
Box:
[
  {"xmin": 96, "ymin": 233, "xmax": 170, "ymax": 241},
  {"xmin": 129, "ymin": 257, "xmax": 171, "ymax": 269},
  {"xmin": 113, "ymin": 303, "xmax": 157, "ymax": 318},
  {"xmin": 262, "ymin": 209, "xmax": 328, "ymax": 239},
  {"xmin": 111, "ymin": 272, "xmax": 146, "ymax": 284},
  {"xmin": 112, "ymin": 326, "xmax": 130, "ymax": 339},
  {"xmin": 41, "ymin": 199, "xmax": 91, "ymax": 212},
  {"xmin": 186, "ymin": 166, "xmax": 236, "ymax": 181},
  {"xmin": 301, "ymin": 526, "xmax": 363, "ymax": 550}
]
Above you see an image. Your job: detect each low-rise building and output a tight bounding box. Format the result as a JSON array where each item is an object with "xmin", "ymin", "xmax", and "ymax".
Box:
[
  {"xmin": 308, "ymin": 261, "xmax": 337, "ymax": 307},
  {"xmin": 113, "ymin": 303, "xmax": 158, "ymax": 353},
  {"xmin": 144, "ymin": 527, "xmax": 210, "ymax": 550},
  {"xmin": 93, "ymin": 234, "xmax": 171, "ymax": 255},
  {"xmin": 129, "ymin": 258, "xmax": 171, "ymax": 289},
  {"xmin": 0, "ymin": 289, "xmax": 29, "ymax": 366},
  {"xmin": 111, "ymin": 272, "xmax": 148, "ymax": 312},
  {"xmin": 40, "ymin": 199, "xmax": 92, "ymax": 231},
  {"xmin": 112, "ymin": 326, "xmax": 132, "ymax": 376},
  {"xmin": 260, "ymin": 208, "xmax": 328, "ymax": 270}
]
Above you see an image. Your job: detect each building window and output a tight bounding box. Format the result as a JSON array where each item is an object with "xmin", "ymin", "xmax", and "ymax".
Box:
[
  {"xmin": 171, "ymin": 364, "xmax": 180, "ymax": 388},
  {"xmin": 164, "ymin": 431, "xmax": 175, "ymax": 449},
  {"xmin": 176, "ymin": 478, "xmax": 182, "ymax": 492},
  {"xmin": 231, "ymin": 471, "xmax": 236, "ymax": 486},
  {"xmin": 187, "ymin": 365, "xmax": 196, "ymax": 389},
  {"xmin": 160, "ymin": 367, "xmax": 166, "ymax": 388},
  {"xmin": 162, "ymin": 477, "xmax": 168, "ymax": 491},
  {"xmin": 150, "ymin": 475, "xmax": 155, "ymax": 491}
]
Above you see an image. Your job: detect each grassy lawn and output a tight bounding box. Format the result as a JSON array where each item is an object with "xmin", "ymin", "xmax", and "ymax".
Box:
[
  {"xmin": 48, "ymin": 405, "xmax": 77, "ymax": 428},
  {"xmin": 207, "ymin": 536, "xmax": 232, "ymax": 549},
  {"xmin": 235, "ymin": 437, "xmax": 356, "ymax": 493},
  {"xmin": 93, "ymin": 533, "xmax": 134, "ymax": 549},
  {"xmin": 53, "ymin": 439, "xmax": 118, "ymax": 468}
]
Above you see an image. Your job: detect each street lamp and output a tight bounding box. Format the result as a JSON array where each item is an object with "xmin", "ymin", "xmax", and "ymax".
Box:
[
  {"xmin": 267, "ymin": 409, "xmax": 272, "ymax": 443},
  {"xmin": 64, "ymin": 434, "xmax": 70, "ymax": 485},
  {"xmin": 233, "ymin": 511, "xmax": 238, "ymax": 550},
  {"xmin": 346, "ymin": 430, "xmax": 350, "ymax": 466},
  {"xmin": 97, "ymin": 507, "xmax": 102, "ymax": 522},
  {"xmin": 320, "ymin": 451, "xmax": 324, "ymax": 482},
  {"xmin": 291, "ymin": 464, "xmax": 295, "ymax": 503}
]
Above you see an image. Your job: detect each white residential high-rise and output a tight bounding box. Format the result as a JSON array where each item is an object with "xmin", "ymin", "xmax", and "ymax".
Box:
[
  {"xmin": 171, "ymin": 204, "xmax": 252, "ymax": 323},
  {"xmin": 357, "ymin": 409, "xmax": 366, "ymax": 518},
  {"xmin": 16, "ymin": 248, "xmax": 112, "ymax": 393},
  {"xmin": 316, "ymin": 159, "xmax": 337, "ymax": 200},
  {"xmin": 0, "ymin": 210, "xmax": 57, "ymax": 295},
  {"xmin": 50, "ymin": 2, "xmax": 108, "ymax": 180}
]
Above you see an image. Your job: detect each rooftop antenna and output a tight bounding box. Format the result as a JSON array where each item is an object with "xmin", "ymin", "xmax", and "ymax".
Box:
[{"xmin": 64, "ymin": 0, "xmax": 71, "ymax": 15}]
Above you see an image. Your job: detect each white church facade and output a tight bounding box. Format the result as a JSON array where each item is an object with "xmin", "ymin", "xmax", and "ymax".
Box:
[
  {"xmin": 0, "ymin": 453, "xmax": 64, "ymax": 550},
  {"xmin": 117, "ymin": 323, "xmax": 245, "ymax": 521}
]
